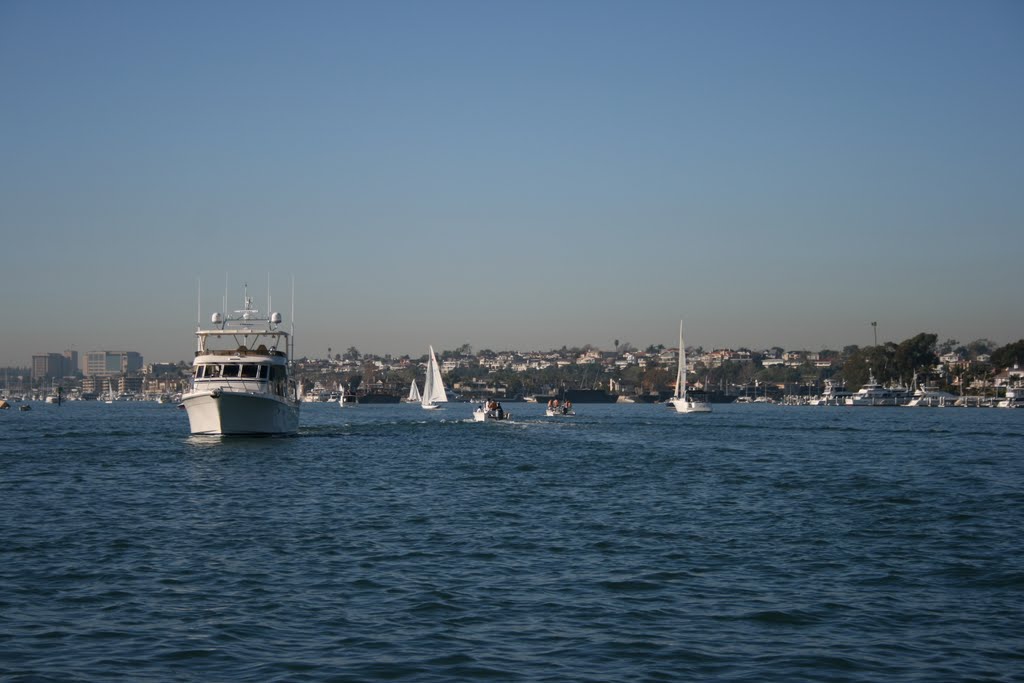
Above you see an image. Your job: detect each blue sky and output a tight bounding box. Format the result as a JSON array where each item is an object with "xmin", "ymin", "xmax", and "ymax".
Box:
[{"xmin": 2, "ymin": 0, "xmax": 1022, "ymax": 365}]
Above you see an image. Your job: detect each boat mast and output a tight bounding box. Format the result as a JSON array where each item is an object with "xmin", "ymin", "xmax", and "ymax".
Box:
[
  {"xmin": 288, "ymin": 275, "xmax": 295, "ymax": 364},
  {"xmin": 676, "ymin": 320, "xmax": 687, "ymax": 401}
]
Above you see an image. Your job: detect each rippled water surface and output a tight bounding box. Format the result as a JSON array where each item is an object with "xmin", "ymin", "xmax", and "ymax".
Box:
[{"xmin": 2, "ymin": 401, "xmax": 1022, "ymax": 681}]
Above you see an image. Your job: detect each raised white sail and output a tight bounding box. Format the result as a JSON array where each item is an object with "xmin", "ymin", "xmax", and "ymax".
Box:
[
  {"xmin": 672, "ymin": 320, "xmax": 711, "ymax": 414},
  {"xmin": 421, "ymin": 345, "xmax": 448, "ymax": 409},
  {"xmin": 407, "ymin": 379, "xmax": 422, "ymax": 403}
]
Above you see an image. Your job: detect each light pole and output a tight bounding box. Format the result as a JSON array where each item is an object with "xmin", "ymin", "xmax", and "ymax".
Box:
[{"xmin": 872, "ymin": 321, "xmax": 878, "ymax": 347}]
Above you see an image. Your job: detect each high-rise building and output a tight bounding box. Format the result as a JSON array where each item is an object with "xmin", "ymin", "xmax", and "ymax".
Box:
[
  {"xmin": 31, "ymin": 353, "xmax": 65, "ymax": 382},
  {"xmin": 63, "ymin": 350, "xmax": 79, "ymax": 377},
  {"xmin": 84, "ymin": 351, "xmax": 144, "ymax": 377}
]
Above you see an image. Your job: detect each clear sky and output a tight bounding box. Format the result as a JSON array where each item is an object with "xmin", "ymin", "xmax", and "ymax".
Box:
[{"xmin": 2, "ymin": 0, "xmax": 1021, "ymax": 365}]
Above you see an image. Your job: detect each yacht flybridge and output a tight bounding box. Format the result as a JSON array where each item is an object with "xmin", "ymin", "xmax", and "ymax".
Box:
[{"xmin": 181, "ymin": 288, "xmax": 300, "ymax": 435}]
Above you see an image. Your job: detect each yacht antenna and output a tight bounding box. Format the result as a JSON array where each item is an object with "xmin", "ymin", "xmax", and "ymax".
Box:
[
  {"xmin": 223, "ymin": 273, "xmax": 229, "ymax": 319},
  {"xmin": 267, "ymin": 273, "xmax": 271, "ymax": 318},
  {"xmin": 196, "ymin": 277, "xmax": 202, "ymax": 352}
]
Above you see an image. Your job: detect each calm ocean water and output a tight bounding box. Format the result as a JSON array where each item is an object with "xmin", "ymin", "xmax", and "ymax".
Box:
[{"xmin": 1, "ymin": 401, "xmax": 1022, "ymax": 682}]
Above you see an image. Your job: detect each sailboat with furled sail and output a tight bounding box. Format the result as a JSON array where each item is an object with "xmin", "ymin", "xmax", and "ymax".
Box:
[
  {"xmin": 670, "ymin": 320, "xmax": 711, "ymax": 414},
  {"xmin": 421, "ymin": 346, "xmax": 447, "ymax": 410}
]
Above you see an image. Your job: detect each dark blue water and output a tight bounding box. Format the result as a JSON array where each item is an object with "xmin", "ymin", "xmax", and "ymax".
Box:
[{"xmin": 2, "ymin": 401, "xmax": 1022, "ymax": 681}]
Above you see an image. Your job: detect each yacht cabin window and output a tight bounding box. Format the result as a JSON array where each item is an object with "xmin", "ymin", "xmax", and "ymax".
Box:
[{"xmin": 195, "ymin": 363, "xmax": 268, "ymax": 380}]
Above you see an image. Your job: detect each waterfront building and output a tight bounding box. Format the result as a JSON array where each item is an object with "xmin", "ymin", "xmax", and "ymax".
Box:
[
  {"xmin": 31, "ymin": 351, "xmax": 79, "ymax": 382},
  {"xmin": 63, "ymin": 350, "xmax": 78, "ymax": 376},
  {"xmin": 84, "ymin": 351, "xmax": 143, "ymax": 377},
  {"xmin": 31, "ymin": 353, "xmax": 65, "ymax": 382}
]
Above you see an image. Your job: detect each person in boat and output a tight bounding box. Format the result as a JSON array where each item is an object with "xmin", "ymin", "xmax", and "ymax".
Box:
[
  {"xmin": 487, "ymin": 397, "xmax": 503, "ymax": 419},
  {"xmin": 496, "ymin": 402, "xmax": 504, "ymax": 420},
  {"xmin": 564, "ymin": 400, "xmax": 572, "ymax": 414}
]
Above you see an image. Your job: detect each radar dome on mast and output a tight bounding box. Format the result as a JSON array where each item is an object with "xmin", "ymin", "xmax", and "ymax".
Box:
[
  {"xmin": 271, "ymin": 312, "xmax": 282, "ymax": 324},
  {"xmin": 211, "ymin": 312, "xmax": 223, "ymax": 324}
]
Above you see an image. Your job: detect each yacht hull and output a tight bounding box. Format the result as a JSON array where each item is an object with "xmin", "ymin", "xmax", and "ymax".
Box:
[
  {"xmin": 670, "ymin": 399, "xmax": 712, "ymax": 413},
  {"xmin": 182, "ymin": 390, "xmax": 300, "ymax": 436}
]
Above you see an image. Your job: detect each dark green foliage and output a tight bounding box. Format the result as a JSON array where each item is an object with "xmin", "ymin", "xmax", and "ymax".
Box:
[
  {"xmin": 839, "ymin": 333, "xmax": 938, "ymax": 388},
  {"xmin": 991, "ymin": 340, "xmax": 1024, "ymax": 369}
]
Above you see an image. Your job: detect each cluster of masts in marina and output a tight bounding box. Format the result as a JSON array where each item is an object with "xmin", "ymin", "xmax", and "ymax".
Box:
[{"xmin": 743, "ymin": 372, "xmax": 1023, "ymax": 409}]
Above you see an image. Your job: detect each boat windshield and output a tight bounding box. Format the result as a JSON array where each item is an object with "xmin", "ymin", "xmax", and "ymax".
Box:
[{"xmin": 195, "ymin": 363, "xmax": 270, "ymax": 379}]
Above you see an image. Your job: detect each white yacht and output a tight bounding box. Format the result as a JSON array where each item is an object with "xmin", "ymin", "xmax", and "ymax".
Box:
[
  {"xmin": 845, "ymin": 372, "xmax": 907, "ymax": 407},
  {"xmin": 809, "ymin": 379, "xmax": 854, "ymax": 406},
  {"xmin": 905, "ymin": 385, "xmax": 959, "ymax": 407},
  {"xmin": 181, "ymin": 290, "xmax": 300, "ymax": 436},
  {"xmin": 997, "ymin": 385, "xmax": 1023, "ymax": 409}
]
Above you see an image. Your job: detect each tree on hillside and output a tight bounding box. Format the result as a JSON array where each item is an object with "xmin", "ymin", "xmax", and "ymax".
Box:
[
  {"xmin": 704, "ymin": 359, "xmax": 756, "ymax": 392},
  {"xmin": 991, "ymin": 340, "xmax": 1024, "ymax": 369},
  {"xmin": 755, "ymin": 365, "xmax": 802, "ymax": 384},
  {"xmin": 893, "ymin": 333, "xmax": 939, "ymax": 382},
  {"xmin": 965, "ymin": 339, "xmax": 997, "ymax": 358},
  {"xmin": 641, "ymin": 366, "xmax": 672, "ymax": 394},
  {"xmin": 839, "ymin": 333, "xmax": 945, "ymax": 387},
  {"xmin": 840, "ymin": 342, "xmax": 896, "ymax": 387}
]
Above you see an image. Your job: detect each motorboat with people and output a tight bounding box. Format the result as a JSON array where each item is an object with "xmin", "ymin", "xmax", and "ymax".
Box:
[
  {"xmin": 473, "ymin": 400, "xmax": 512, "ymax": 422},
  {"xmin": 545, "ymin": 398, "xmax": 575, "ymax": 416},
  {"xmin": 180, "ymin": 286, "xmax": 300, "ymax": 435}
]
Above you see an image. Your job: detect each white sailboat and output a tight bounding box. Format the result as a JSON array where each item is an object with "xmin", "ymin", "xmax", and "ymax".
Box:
[
  {"xmin": 406, "ymin": 378, "xmax": 422, "ymax": 403},
  {"xmin": 104, "ymin": 379, "xmax": 115, "ymax": 404},
  {"xmin": 671, "ymin": 320, "xmax": 711, "ymax": 414},
  {"xmin": 338, "ymin": 384, "xmax": 346, "ymax": 409},
  {"xmin": 421, "ymin": 345, "xmax": 447, "ymax": 410}
]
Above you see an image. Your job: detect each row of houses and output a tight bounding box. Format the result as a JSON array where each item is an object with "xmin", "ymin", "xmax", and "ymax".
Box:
[{"xmin": 296, "ymin": 346, "xmax": 834, "ymax": 377}]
